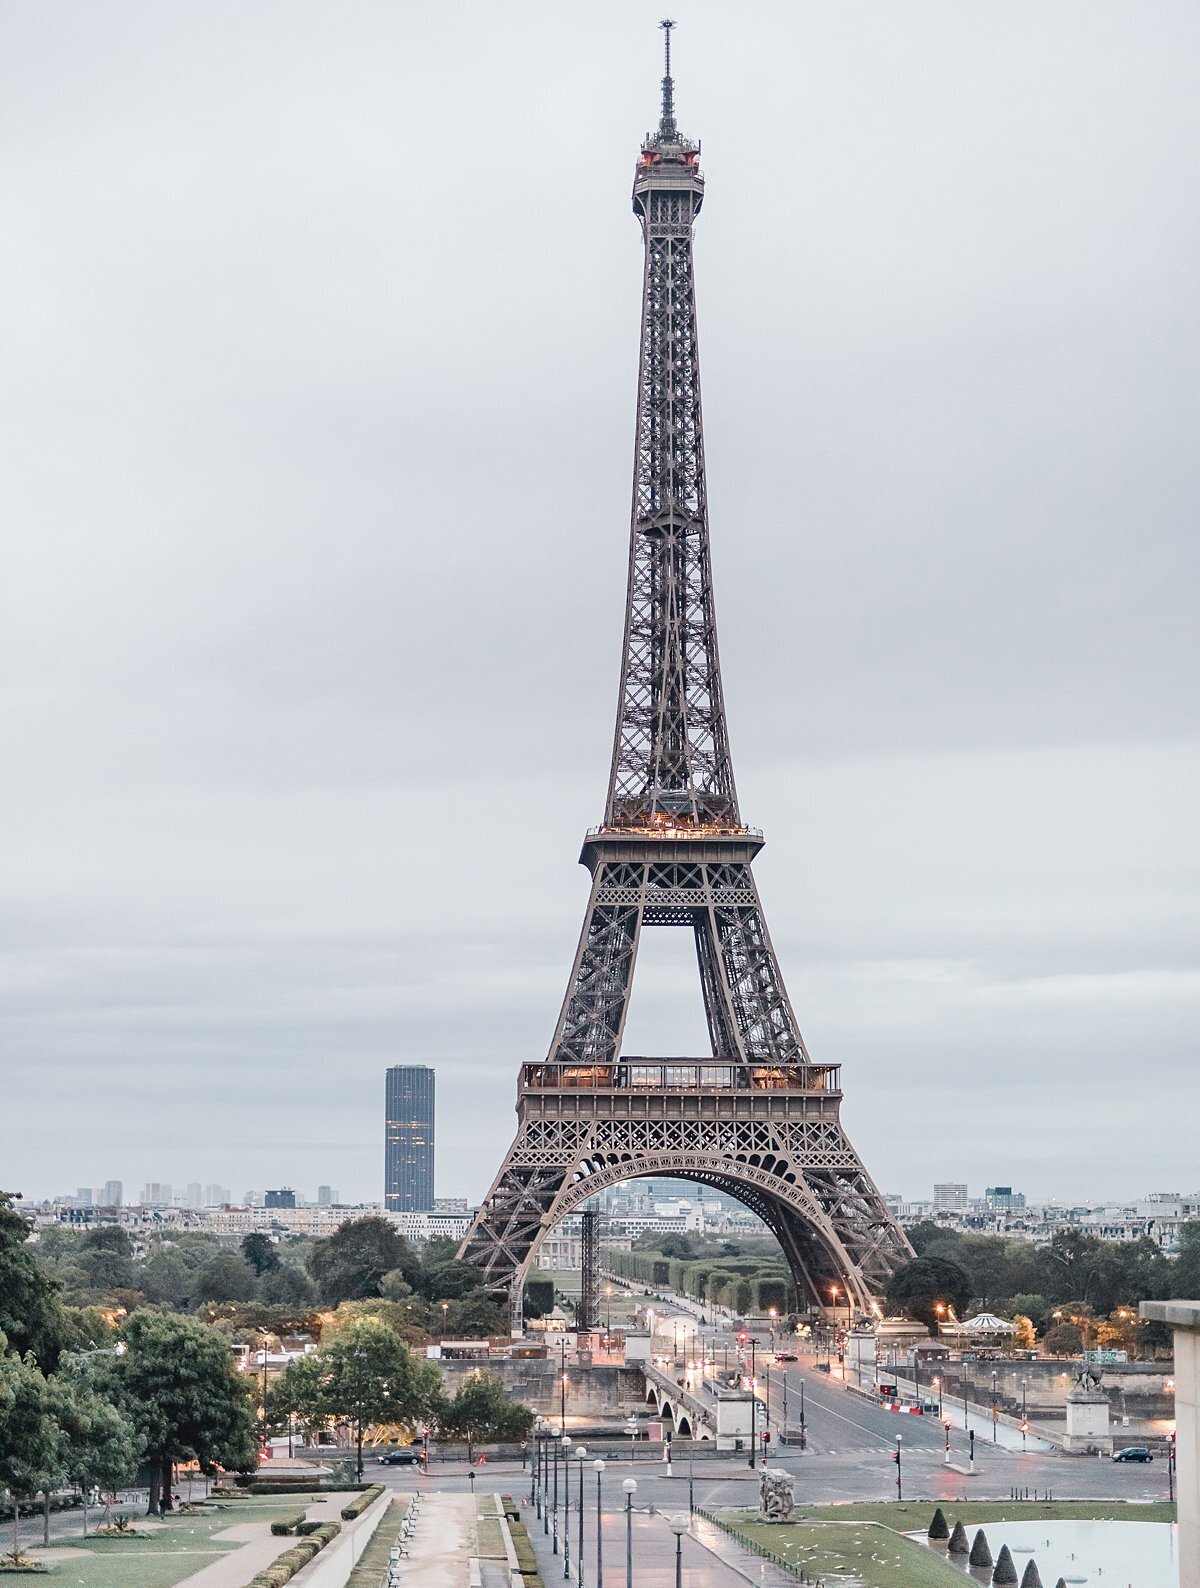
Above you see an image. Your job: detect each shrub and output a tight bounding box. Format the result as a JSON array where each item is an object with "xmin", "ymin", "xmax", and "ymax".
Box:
[
  {"xmin": 509, "ymin": 1518, "xmax": 540, "ymax": 1577},
  {"xmin": 241, "ymin": 1520, "xmax": 339, "ymax": 1586},
  {"xmin": 270, "ymin": 1511, "xmax": 308, "ymax": 1536},
  {"xmin": 340, "ymin": 1483, "xmax": 385, "ymax": 1519},
  {"xmin": 247, "ymin": 1482, "xmax": 340, "ymax": 1495}
]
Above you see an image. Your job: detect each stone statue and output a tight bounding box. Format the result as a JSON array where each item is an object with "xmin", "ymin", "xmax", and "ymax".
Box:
[
  {"xmin": 1073, "ymin": 1363, "xmax": 1103, "ymax": 1394},
  {"xmin": 758, "ymin": 1467, "xmax": 795, "ymax": 1522}
]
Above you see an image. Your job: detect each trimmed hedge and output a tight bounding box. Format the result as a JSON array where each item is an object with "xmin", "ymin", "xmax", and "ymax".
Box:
[
  {"xmin": 296, "ymin": 1519, "xmax": 326, "ymax": 1536},
  {"xmin": 243, "ymin": 1523, "xmax": 340, "ymax": 1588},
  {"xmin": 508, "ymin": 1518, "xmax": 543, "ymax": 1588},
  {"xmin": 270, "ymin": 1511, "xmax": 308, "ymax": 1536},
  {"xmin": 340, "ymin": 1484, "xmax": 385, "ymax": 1520}
]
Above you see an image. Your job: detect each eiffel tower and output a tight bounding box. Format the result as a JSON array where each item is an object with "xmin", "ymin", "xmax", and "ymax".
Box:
[{"xmin": 461, "ymin": 24, "xmax": 910, "ymax": 1327}]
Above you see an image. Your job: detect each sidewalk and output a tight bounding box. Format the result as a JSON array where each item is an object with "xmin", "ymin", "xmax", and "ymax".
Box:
[
  {"xmin": 523, "ymin": 1496, "xmax": 797, "ymax": 1588},
  {"xmin": 175, "ymin": 1491, "xmax": 388, "ymax": 1588},
  {"xmin": 384, "ymin": 1492, "xmax": 476, "ymax": 1587}
]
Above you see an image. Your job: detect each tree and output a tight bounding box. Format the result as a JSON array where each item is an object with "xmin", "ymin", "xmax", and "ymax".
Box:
[
  {"xmin": 108, "ymin": 1311, "xmax": 257, "ymax": 1514},
  {"xmin": 421, "ymin": 1259, "xmax": 492, "ymax": 1301},
  {"xmin": 432, "ymin": 1371, "xmax": 534, "ymax": 1443},
  {"xmin": 241, "ymin": 1234, "xmax": 280, "ymax": 1276},
  {"xmin": 305, "ymin": 1317, "xmax": 439, "ymax": 1478},
  {"xmin": 1042, "ymin": 1320, "xmax": 1083, "ymax": 1355},
  {"xmin": 523, "ymin": 1277, "xmax": 554, "ymax": 1320},
  {"xmin": 81, "ymin": 1227, "xmax": 134, "ymax": 1257},
  {"xmin": 192, "ymin": 1252, "xmax": 258, "ymax": 1305},
  {"xmin": 0, "ymin": 1343, "xmax": 59, "ymax": 1563},
  {"xmin": 1172, "ymin": 1223, "xmax": 1200, "ymax": 1299},
  {"xmin": 885, "ymin": 1256, "xmax": 973, "ymax": 1332},
  {"xmin": 446, "ymin": 1293, "xmax": 507, "ymax": 1339},
  {"xmin": 306, "ymin": 1218, "xmax": 419, "ymax": 1304},
  {"xmin": 658, "ymin": 1235, "xmax": 697, "ymax": 1260},
  {"xmin": 1011, "ymin": 1314, "xmax": 1037, "ymax": 1351},
  {"xmin": 0, "ymin": 1194, "xmax": 66, "ymax": 1369},
  {"xmin": 74, "ymin": 1247, "xmax": 140, "ymax": 1295},
  {"xmin": 256, "ymin": 1264, "xmax": 314, "ymax": 1306},
  {"xmin": 46, "ymin": 1376, "xmax": 138, "ymax": 1535},
  {"xmin": 139, "ymin": 1248, "xmax": 194, "ymax": 1309}
]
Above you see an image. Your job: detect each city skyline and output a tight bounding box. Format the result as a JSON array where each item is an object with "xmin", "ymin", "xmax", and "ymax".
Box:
[{"xmin": 4, "ymin": 6, "xmax": 1197, "ymax": 1207}]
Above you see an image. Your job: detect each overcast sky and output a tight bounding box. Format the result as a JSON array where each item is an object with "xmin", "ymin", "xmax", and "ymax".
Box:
[{"xmin": 3, "ymin": 2, "xmax": 1197, "ymax": 1210}]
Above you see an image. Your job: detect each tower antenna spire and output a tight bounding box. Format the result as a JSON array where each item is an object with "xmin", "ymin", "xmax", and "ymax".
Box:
[{"xmin": 658, "ymin": 18, "xmax": 677, "ymax": 138}]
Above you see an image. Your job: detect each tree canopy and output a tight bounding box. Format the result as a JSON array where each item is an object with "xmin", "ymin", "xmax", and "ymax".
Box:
[
  {"xmin": 0, "ymin": 1194, "xmax": 65, "ymax": 1369},
  {"xmin": 106, "ymin": 1310, "xmax": 258, "ymax": 1511},
  {"xmin": 885, "ymin": 1255, "xmax": 974, "ymax": 1330}
]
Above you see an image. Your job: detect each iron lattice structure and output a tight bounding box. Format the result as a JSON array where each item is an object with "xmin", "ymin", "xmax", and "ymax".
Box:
[
  {"xmin": 461, "ymin": 27, "xmax": 911, "ymax": 1326},
  {"xmin": 578, "ymin": 1209, "xmax": 601, "ymax": 1334}
]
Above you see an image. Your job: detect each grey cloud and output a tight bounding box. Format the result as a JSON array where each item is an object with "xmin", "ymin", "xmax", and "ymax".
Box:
[{"xmin": 2, "ymin": 2, "xmax": 1197, "ymax": 1204}]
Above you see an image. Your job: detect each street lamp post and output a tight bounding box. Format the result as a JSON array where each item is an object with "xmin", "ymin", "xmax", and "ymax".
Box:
[
  {"xmin": 576, "ymin": 1446, "xmax": 588, "ymax": 1588},
  {"xmin": 593, "ymin": 1459, "xmax": 605, "ymax": 1588},
  {"xmin": 943, "ymin": 1419, "xmax": 952, "ymax": 1465},
  {"xmin": 551, "ymin": 1432, "xmax": 560, "ymax": 1549},
  {"xmin": 933, "ymin": 1376, "xmax": 942, "ymax": 1417},
  {"xmin": 533, "ymin": 1420, "xmax": 543, "ymax": 1520},
  {"xmin": 749, "ymin": 1340, "xmax": 758, "ymax": 1468},
  {"xmin": 258, "ymin": 1347, "xmax": 269, "ymax": 1459},
  {"xmin": 622, "ymin": 1479, "xmax": 636, "ymax": 1588},
  {"xmin": 669, "ymin": 1514, "xmax": 688, "ymax": 1588},
  {"xmin": 625, "ymin": 1417, "xmax": 637, "ymax": 1465},
  {"xmin": 561, "ymin": 1339, "xmax": 569, "ymax": 1435},
  {"xmin": 992, "ymin": 1372, "xmax": 999, "ymax": 1442},
  {"xmin": 894, "ymin": 1435, "xmax": 903, "ymax": 1500},
  {"xmin": 560, "ymin": 1432, "xmax": 571, "ymax": 1571},
  {"xmin": 799, "ymin": 1377, "xmax": 806, "ymax": 1446}
]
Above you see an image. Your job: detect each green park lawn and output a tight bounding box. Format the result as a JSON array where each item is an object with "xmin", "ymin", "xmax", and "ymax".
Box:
[
  {"xmin": 789, "ymin": 1499, "xmax": 1176, "ymax": 1527},
  {"xmin": 715, "ymin": 1515, "xmax": 961, "ymax": 1587},
  {"xmin": 716, "ymin": 1501, "xmax": 1176, "ymax": 1588},
  {"xmin": 16, "ymin": 1493, "xmax": 325, "ymax": 1587}
]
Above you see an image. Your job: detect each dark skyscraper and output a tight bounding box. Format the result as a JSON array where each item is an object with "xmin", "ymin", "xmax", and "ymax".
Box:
[{"xmin": 384, "ymin": 1066, "xmax": 435, "ymax": 1211}]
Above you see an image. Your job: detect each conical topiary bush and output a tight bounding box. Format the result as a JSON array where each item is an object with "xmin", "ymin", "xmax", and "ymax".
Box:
[
  {"xmin": 928, "ymin": 1507, "xmax": 950, "ymax": 1540},
  {"xmin": 969, "ymin": 1528, "xmax": 994, "ymax": 1568},
  {"xmin": 1020, "ymin": 1560, "xmax": 1044, "ymax": 1588},
  {"xmin": 991, "ymin": 1544, "xmax": 1018, "ymax": 1584},
  {"xmin": 948, "ymin": 1520, "xmax": 970, "ymax": 1555}
]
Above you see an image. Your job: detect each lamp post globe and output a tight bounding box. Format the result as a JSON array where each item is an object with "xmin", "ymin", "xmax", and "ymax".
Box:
[
  {"xmin": 622, "ymin": 1479, "xmax": 637, "ymax": 1588},
  {"xmin": 668, "ymin": 1515, "xmax": 688, "ymax": 1588},
  {"xmin": 592, "ymin": 1460, "xmax": 606, "ymax": 1588}
]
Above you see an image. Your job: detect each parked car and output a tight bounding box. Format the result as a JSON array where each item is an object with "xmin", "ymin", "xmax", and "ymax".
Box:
[
  {"xmin": 1112, "ymin": 1447, "xmax": 1153, "ymax": 1463},
  {"xmin": 378, "ymin": 1448, "xmax": 423, "ymax": 1465}
]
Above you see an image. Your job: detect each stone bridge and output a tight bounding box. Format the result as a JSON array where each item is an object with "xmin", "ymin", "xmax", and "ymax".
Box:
[{"xmin": 642, "ymin": 1361, "xmax": 715, "ymax": 1440}]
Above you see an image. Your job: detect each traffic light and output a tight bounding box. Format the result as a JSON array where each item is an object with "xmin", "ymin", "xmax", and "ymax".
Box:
[
  {"xmin": 738, "ymin": 1332, "xmax": 747, "ymax": 1344},
  {"xmin": 892, "ymin": 1448, "xmax": 901, "ymax": 1464},
  {"xmin": 762, "ymin": 1431, "xmax": 771, "ymax": 1444},
  {"xmin": 1020, "ymin": 1421, "xmax": 1028, "ymax": 1435}
]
